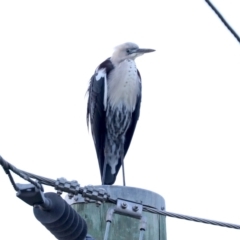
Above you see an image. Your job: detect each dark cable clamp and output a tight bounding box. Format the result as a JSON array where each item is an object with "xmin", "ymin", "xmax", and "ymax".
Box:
[
  {"xmin": 55, "ymin": 178, "xmax": 81, "ymax": 197},
  {"xmin": 82, "ymin": 185, "xmax": 109, "ymax": 206},
  {"xmin": 16, "ymin": 183, "xmax": 51, "ymax": 210}
]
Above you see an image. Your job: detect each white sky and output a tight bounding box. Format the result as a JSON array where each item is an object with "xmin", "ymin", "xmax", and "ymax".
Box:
[{"xmin": 0, "ymin": 0, "xmax": 240, "ymax": 239}]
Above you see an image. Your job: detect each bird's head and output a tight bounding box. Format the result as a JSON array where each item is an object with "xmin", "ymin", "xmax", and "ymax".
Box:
[{"xmin": 111, "ymin": 42, "xmax": 155, "ymax": 64}]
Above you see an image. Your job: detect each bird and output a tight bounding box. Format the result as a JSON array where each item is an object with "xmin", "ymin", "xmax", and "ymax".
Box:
[{"xmin": 87, "ymin": 42, "xmax": 155, "ymax": 185}]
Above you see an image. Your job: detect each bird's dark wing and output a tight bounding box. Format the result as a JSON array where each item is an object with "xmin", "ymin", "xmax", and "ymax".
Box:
[
  {"xmin": 87, "ymin": 58, "xmax": 114, "ymax": 177},
  {"xmin": 124, "ymin": 70, "xmax": 142, "ymax": 156}
]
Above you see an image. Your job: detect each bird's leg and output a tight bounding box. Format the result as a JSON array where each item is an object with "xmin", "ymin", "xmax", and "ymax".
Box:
[
  {"xmin": 121, "ymin": 157, "xmax": 126, "ymax": 186},
  {"xmin": 102, "ymin": 160, "xmax": 107, "ymax": 185}
]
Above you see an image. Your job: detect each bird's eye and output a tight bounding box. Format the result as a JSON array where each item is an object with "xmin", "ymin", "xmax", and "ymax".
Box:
[{"xmin": 126, "ymin": 49, "xmax": 131, "ymax": 54}]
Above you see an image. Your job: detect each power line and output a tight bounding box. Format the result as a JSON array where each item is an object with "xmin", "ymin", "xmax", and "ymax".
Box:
[
  {"xmin": 1, "ymin": 155, "xmax": 240, "ymax": 230},
  {"xmin": 205, "ymin": 0, "xmax": 240, "ymax": 43},
  {"xmin": 144, "ymin": 206, "xmax": 240, "ymax": 230}
]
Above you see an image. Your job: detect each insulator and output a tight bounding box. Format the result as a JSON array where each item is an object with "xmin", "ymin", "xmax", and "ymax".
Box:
[{"xmin": 34, "ymin": 192, "xmax": 87, "ymax": 240}]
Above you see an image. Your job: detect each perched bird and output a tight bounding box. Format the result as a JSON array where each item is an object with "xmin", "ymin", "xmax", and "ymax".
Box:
[{"xmin": 87, "ymin": 42, "xmax": 155, "ymax": 185}]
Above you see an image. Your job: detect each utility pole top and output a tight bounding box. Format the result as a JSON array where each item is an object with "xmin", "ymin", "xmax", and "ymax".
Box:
[{"xmin": 66, "ymin": 185, "xmax": 166, "ymax": 240}]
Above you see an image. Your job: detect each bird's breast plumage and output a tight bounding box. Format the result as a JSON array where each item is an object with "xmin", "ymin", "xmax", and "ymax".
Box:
[{"xmin": 107, "ymin": 59, "xmax": 141, "ymax": 111}]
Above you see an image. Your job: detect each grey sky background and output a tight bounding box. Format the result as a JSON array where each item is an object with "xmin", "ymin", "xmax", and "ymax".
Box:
[{"xmin": 0, "ymin": 1, "xmax": 240, "ymax": 239}]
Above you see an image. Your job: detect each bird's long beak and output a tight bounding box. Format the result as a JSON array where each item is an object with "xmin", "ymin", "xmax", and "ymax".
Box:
[{"xmin": 136, "ymin": 48, "xmax": 155, "ymax": 54}]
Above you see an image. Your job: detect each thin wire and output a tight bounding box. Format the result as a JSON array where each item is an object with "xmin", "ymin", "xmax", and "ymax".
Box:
[
  {"xmin": 7, "ymin": 172, "xmax": 19, "ymax": 191},
  {"xmin": 21, "ymin": 170, "xmax": 55, "ymax": 187},
  {"xmin": 143, "ymin": 206, "xmax": 240, "ymax": 230},
  {"xmin": 0, "ymin": 156, "xmax": 19, "ymax": 191},
  {"xmin": 205, "ymin": 0, "xmax": 240, "ymax": 43}
]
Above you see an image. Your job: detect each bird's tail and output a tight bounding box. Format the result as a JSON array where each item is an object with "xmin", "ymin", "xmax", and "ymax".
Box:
[
  {"xmin": 102, "ymin": 157, "xmax": 122, "ymax": 185},
  {"xmin": 102, "ymin": 136, "xmax": 125, "ymax": 185}
]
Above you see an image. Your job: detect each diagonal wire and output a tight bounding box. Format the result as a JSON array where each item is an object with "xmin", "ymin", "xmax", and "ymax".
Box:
[
  {"xmin": 205, "ymin": 0, "xmax": 240, "ymax": 43},
  {"xmin": 143, "ymin": 206, "xmax": 240, "ymax": 230},
  {"xmin": 21, "ymin": 170, "xmax": 55, "ymax": 187}
]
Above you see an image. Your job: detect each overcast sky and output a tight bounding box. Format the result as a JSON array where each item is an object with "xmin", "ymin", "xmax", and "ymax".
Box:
[{"xmin": 0, "ymin": 1, "xmax": 240, "ymax": 239}]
